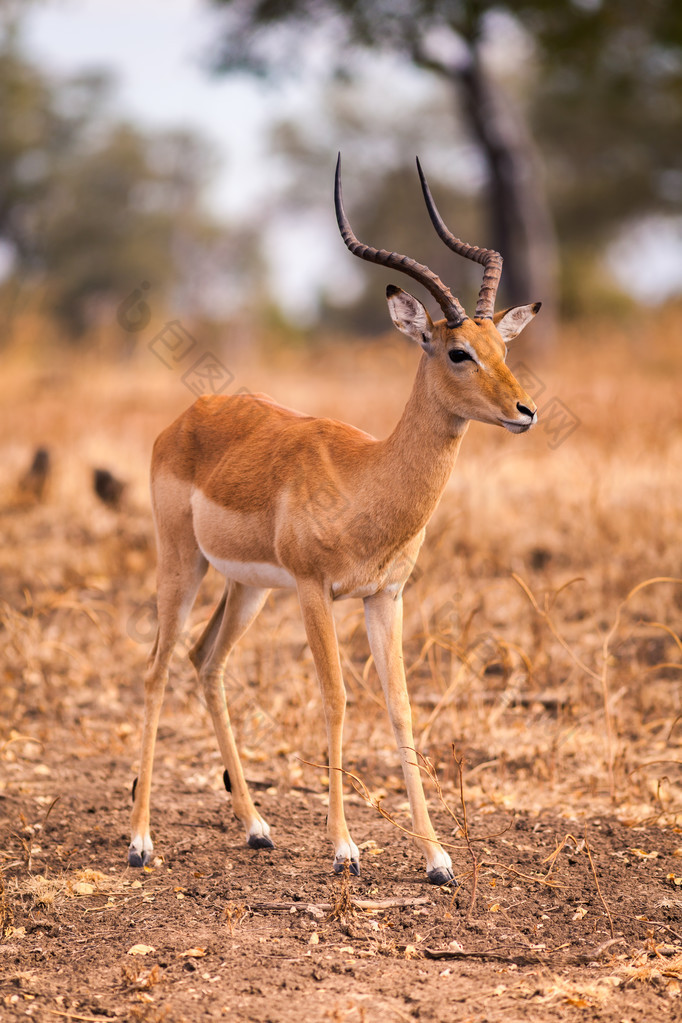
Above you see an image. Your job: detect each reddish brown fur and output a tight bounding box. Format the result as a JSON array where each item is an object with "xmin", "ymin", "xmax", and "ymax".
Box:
[{"xmin": 129, "ymin": 300, "xmax": 539, "ymax": 882}]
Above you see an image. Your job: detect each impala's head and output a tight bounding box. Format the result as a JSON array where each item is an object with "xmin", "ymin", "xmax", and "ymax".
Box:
[
  {"xmin": 385, "ymin": 286, "xmax": 539, "ymax": 432},
  {"xmin": 335, "ymin": 154, "xmax": 540, "ymax": 434}
]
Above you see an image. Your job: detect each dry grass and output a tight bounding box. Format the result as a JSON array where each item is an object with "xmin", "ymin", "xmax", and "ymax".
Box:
[{"xmin": 1, "ymin": 308, "xmax": 681, "ymax": 838}]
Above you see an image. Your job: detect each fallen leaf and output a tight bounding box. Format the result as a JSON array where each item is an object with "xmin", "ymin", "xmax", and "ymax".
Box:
[
  {"xmin": 180, "ymin": 948, "xmax": 206, "ymax": 958},
  {"xmin": 358, "ymin": 840, "xmax": 383, "ymax": 854},
  {"xmin": 75, "ymin": 869, "xmax": 106, "ymax": 885},
  {"xmin": 572, "ymin": 906, "xmax": 588, "ymax": 920},
  {"xmin": 72, "ymin": 882, "xmax": 95, "ymax": 896},
  {"xmin": 630, "ymin": 848, "xmax": 659, "ymax": 859},
  {"xmin": 128, "ymin": 944, "xmax": 156, "ymax": 956}
]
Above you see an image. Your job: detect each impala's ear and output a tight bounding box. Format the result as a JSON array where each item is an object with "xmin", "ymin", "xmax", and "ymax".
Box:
[
  {"xmin": 493, "ymin": 302, "xmax": 541, "ymax": 343},
  {"xmin": 386, "ymin": 285, "xmax": 433, "ymax": 351}
]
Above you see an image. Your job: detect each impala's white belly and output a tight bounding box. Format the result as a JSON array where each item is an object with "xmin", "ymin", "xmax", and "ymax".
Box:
[
  {"xmin": 190, "ymin": 489, "xmax": 296, "ymax": 589},
  {"xmin": 199, "ymin": 551, "xmax": 296, "ymax": 590}
]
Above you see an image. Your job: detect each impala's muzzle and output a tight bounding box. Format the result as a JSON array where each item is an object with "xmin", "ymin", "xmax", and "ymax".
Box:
[{"xmin": 501, "ymin": 401, "xmax": 537, "ymax": 434}]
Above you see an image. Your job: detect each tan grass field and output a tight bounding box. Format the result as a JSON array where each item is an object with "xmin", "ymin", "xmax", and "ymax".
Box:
[{"xmin": 1, "ymin": 310, "xmax": 681, "ymax": 1021}]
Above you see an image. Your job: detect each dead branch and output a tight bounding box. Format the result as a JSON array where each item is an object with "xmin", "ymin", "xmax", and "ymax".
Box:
[
  {"xmin": 487, "ymin": 862, "xmax": 567, "ymax": 889},
  {"xmin": 249, "ymin": 897, "xmax": 431, "ymax": 912},
  {"xmin": 641, "ymin": 920, "xmax": 682, "ymax": 943},
  {"xmin": 423, "ymin": 936, "xmax": 625, "ymax": 967}
]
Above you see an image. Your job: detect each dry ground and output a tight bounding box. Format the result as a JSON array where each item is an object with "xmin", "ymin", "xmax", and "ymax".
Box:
[{"xmin": 1, "ymin": 310, "xmax": 682, "ymax": 1021}]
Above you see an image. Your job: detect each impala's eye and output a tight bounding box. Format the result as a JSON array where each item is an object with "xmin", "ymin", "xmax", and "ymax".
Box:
[{"xmin": 449, "ymin": 349, "xmax": 472, "ymax": 364}]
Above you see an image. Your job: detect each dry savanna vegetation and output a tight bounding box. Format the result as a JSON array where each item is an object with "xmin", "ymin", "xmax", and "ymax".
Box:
[{"xmin": 1, "ymin": 308, "xmax": 682, "ymax": 1022}]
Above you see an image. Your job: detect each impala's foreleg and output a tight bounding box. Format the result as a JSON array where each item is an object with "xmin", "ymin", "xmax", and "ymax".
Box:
[
  {"xmin": 129, "ymin": 551, "xmax": 207, "ymax": 867},
  {"xmin": 364, "ymin": 590, "xmax": 454, "ymax": 885},
  {"xmin": 298, "ymin": 579, "xmax": 359, "ymax": 874},
  {"xmin": 191, "ymin": 581, "xmax": 273, "ymax": 849}
]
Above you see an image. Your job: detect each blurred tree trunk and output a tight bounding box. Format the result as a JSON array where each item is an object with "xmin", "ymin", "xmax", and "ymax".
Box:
[
  {"xmin": 459, "ymin": 55, "xmax": 557, "ymax": 321},
  {"xmin": 414, "ymin": 41, "xmax": 558, "ymax": 343}
]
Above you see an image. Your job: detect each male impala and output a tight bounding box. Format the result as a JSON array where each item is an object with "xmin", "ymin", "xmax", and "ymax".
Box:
[{"xmin": 128, "ymin": 156, "xmax": 540, "ymax": 885}]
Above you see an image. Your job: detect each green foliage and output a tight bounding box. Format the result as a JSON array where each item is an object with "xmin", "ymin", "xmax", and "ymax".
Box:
[
  {"xmin": 527, "ymin": 0, "xmax": 682, "ymax": 241},
  {"xmin": 211, "ymin": 0, "xmax": 682, "ymax": 315}
]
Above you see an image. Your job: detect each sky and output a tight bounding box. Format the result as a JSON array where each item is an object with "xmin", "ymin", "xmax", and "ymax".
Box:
[
  {"xmin": 22, "ymin": 0, "xmax": 438, "ymax": 317},
  {"xmin": 24, "ymin": 0, "xmax": 275, "ymax": 222},
  {"xmin": 21, "ymin": 0, "xmax": 682, "ymax": 311}
]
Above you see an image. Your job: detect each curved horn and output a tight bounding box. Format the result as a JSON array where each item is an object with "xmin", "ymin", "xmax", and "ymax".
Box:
[
  {"xmin": 334, "ymin": 154, "xmax": 467, "ymax": 327},
  {"xmin": 416, "ymin": 157, "xmax": 503, "ymax": 320}
]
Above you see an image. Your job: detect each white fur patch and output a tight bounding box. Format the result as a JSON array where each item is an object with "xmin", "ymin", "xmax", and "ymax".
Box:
[
  {"xmin": 199, "ymin": 551, "xmax": 296, "ymax": 589},
  {"xmin": 495, "ymin": 303, "xmax": 539, "ymax": 343},
  {"xmin": 426, "ymin": 847, "xmax": 453, "ymax": 874},
  {"xmin": 246, "ymin": 817, "xmax": 271, "ymax": 840},
  {"xmin": 387, "ymin": 287, "xmax": 433, "ymax": 347}
]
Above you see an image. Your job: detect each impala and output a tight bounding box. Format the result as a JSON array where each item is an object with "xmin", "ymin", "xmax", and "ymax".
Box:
[{"xmin": 128, "ymin": 156, "xmax": 540, "ymax": 885}]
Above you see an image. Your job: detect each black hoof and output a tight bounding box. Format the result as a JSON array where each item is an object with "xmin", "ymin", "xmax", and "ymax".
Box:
[
  {"xmin": 334, "ymin": 859, "xmax": 360, "ymax": 876},
  {"xmin": 128, "ymin": 848, "xmax": 151, "ymax": 868},
  {"xmin": 427, "ymin": 867, "xmax": 455, "ymax": 886},
  {"xmin": 247, "ymin": 834, "xmax": 275, "ymax": 850}
]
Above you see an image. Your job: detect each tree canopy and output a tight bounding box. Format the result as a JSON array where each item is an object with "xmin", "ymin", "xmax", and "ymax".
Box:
[
  {"xmin": 0, "ymin": 15, "xmax": 227, "ymax": 339},
  {"xmin": 211, "ymin": 0, "xmax": 682, "ymax": 318}
]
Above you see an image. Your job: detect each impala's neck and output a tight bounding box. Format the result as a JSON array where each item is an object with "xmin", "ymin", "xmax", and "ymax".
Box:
[{"xmin": 372, "ymin": 354, "xmax": 468, "ymax": 539}]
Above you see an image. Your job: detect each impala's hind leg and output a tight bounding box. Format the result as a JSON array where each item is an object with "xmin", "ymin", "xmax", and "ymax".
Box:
[
  {"xmin": 128, "ymin": 542, "xmax": 208, "ymax": 867},
  {"xmin": 188, "ymin": 585, "xmax": 228, "ymax": 672},
  {"xmin": 192, "ymin": 581, "xmax": 272, "ymax": 850}
]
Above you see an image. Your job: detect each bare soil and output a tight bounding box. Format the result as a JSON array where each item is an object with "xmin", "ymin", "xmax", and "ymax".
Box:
[{"xmin": 3, "ymin": 745, "xmax": 682, "ymax": 1023}]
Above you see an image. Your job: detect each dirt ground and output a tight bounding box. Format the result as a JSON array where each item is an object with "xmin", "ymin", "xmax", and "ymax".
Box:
[
  {"xmin": 2, "ymin": 757, "xmax": 682, "ymax": 1023},
  {"xmin": 2, "ymin": 321, "xmax": 682, "ymax": 1021}
]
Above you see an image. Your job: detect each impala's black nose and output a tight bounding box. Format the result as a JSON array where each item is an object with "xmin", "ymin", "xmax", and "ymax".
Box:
[{"xmin": 517, "ymin": 402, "xmax": 534, "ymax": 418}]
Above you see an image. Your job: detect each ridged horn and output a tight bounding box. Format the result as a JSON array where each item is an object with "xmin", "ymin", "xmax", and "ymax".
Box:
[
  {"xmin": 334, "ymin": 154, "xmax": 467, "ymax": 327},
  {"xmin": 416, "ymin": 157, "xmax": 503, "ymax": 320}
]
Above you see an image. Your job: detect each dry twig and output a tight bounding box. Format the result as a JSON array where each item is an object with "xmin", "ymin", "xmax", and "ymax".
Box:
[
  {"xmin": 584, "ymin": 827, "xmax": 615, "ymax": 939},
  {"xmin": 250, "ymin": 898, "xmax": 430, "ymax": 912}
]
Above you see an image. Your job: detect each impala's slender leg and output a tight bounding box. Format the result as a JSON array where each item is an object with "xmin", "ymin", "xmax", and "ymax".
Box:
[
  {"xmin": 297, "ymin": 579, "xmax": 359, "ymax": 874},
  {"xmin": 364, "ymin": 590, "xmax": 454, "ymax": 885},
  {"xmin": 188, "ymin": 585, "xmax": 228, "ymax": 672},
  {"xmin": 193, "ymin": 581, "xmax": 273, "ymax": 849},
  {"xmin": 129, "ymin": 548, "xmax": 208, "ymax": 867}
]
